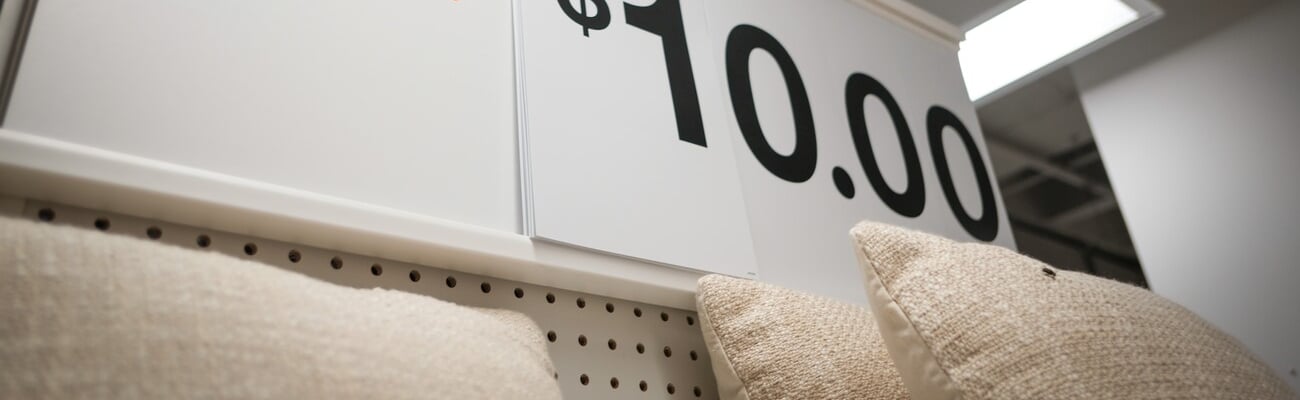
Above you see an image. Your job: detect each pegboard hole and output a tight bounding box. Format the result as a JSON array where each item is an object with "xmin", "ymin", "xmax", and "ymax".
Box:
[
  {"xmin": 663, "ymin": 346, "xmax": 673, "ymax": 358},
  {"xmin": 579, "ymin": 374, "xmax": 589, "ymax": 386},
  {"xmin": 639, "ymin": 381, "xmax": 648, "ymax": 392},
  {"xmin": 667, "ymin": 383, "xmax": 676, "ymax": 395},
  {"xmin": 661, "ymin": 312, "xmax": 670, "ymax": 322},
  {"xmin": 445, "ymin": 276, "xmax": 458, "ymax": 288},
  {"xmin": 694, "ymin": 386, "xmax": 702, "ymax": 397},
  {"xmin": 547, "ymin": 331, "xmax": 557, "ymax": 342},
  {"xmin": 408, "ymin": 270, "xmax": 421, "ymax": 282},
  {"xmin": 480, "ymin": 282, "xmax": 492, "ymax": 293},
  {"xmin": 607, "ymin": 339, "xmax": 617, "ymax": 350},
  {"xmin": 546, "ymin": 293, "xmax": 556, "ymax": 303},
  {"xmin": 636, "ymin": 343, "xmax": 645, "ymax": 354},
  {"xmin": 687, "ymin": 315, "xmax": 696, "ymax": 326},
  {"xmin": 243, "ymin": 242, "xmax": 258, "ymax": 255},
  {"xmin": 37, "ymin": 208, "xmax": 55, "ymax": 221},
  {"xmin": 287, "ymin": 250, "xmax": 302, "ymax": 263},
  {"xmin": 93, "ymin": 218, "xmax": 111, "ymax": 231},
  {"xmin": 330, "ymin": 256, "xmax": 344, "ymax": 270},
  {"xmin": 634, "ymin": 307, "xmax": 643, "ymax": 317},
  {"xmin": 514, "ymin": 288, "xmax": 525, "ymax": 299},
  {"xmin": 605, "ymin": 303, "xmax": 615, "ymax": 313},
  {"xmin": 147, "ymin": 226, "xmax": 163, "ymax": 240},
  {"xmin": 578, "ymin": 335, "xmax": 588, "ymax": 346},
  {"xmin": 195, "ymin": 234, "xmax": 211, "ymax": 248},
  {"xmin": 610, "ymin": 377, "xmax": 620, "ymax": 389},
  {"xmin": 576, "ymin": 297, "xmax": 586, "ymax": 309},
  {"xmin": 690, "ymin": 350, "xmax": 698, "ymax": 360},
  {"xmin": 370, "ymin": 264, "xmax": 383, "ymax": 276}
]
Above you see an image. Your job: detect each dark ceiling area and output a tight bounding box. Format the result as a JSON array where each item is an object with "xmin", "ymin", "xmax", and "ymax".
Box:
[{"xmin": 938, "ymin": 0, "xmax": 1284, "ymax": 287}]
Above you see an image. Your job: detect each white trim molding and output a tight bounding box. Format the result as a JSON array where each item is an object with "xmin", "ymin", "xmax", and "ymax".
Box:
[
  {"xmin": 0, "ymin": 129, "xmax": 705, "ymax": 310},
  {"xmin": 850, "ymin": 0, "xmax": 965, "ymax": 49}
]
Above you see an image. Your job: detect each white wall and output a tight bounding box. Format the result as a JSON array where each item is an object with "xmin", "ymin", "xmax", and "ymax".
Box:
[
  {"xmin": 5, "ymin": 0, "xmax": 523, "ymax": 233},
  {"xmin": 1075, "ymin": 0, "xmax": 1300, "ymax": 386}
]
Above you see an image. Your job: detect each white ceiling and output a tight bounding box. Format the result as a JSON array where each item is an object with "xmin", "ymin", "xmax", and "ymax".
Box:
[
  {"xmin": 980, "ymin": 0, "xmax": 1281, "ymax": 158},
  {"xmin": 904, "ymin": 0, "xmax": 1024, "ymax": 30}
]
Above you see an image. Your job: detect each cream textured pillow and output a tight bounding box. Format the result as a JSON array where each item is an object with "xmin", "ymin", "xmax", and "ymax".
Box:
[
  {"xmin": 0, "ymin": 216, "xmax": 562, "ymax": 400},
  {"xmin": 696, "ymin": 274, "xmax": 910, "ymax": 400},
  {"xmin": 850, "ymin": 221, "xmax": 1297, "ymax": 400}
]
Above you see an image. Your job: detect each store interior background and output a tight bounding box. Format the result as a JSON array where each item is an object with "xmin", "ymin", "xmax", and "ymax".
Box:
[{"xmin": 920, "ymin": 0, "xmax": 1299, "ymax": 386}]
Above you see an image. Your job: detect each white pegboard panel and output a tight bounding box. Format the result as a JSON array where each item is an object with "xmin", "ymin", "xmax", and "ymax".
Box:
[{"xmin": 18, "ymin": 200, "xmax": 718, "ymax": 400}]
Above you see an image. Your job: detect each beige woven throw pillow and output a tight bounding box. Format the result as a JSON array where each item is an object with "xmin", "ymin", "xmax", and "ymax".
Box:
[
  {"xmin": 696, "ymin": 274, "xmax": 910, "ymax": 400},
  {"xmin": 0, "ymin": 216, "xmax": 562, "ymax": 399},
  {"xmin": 850, "ymin": 221, "xmax": 1296, "ymax": 400}
]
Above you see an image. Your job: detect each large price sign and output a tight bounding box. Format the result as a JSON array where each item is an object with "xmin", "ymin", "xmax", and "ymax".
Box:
[{"xmin": 517, "ymin": 0, "xmax": 1012, "ymax": 300}]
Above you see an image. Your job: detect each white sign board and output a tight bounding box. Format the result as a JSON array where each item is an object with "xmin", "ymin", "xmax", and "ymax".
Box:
[{"xmin": 517, "ymin": 0, "xmax": 1013, "ymax": 295}]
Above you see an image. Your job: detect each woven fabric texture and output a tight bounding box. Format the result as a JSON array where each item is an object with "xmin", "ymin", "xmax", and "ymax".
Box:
[
  {"xmin": 0, "ymin": 216, "xmax": 562, "ymax": 400},
  {"xmin": 696, "ymin": 274, "xmax": 910, "ymax": 400},
  {"xmin": 851, "ymin": 221, "xmax": 1297, "ymax": 400}
]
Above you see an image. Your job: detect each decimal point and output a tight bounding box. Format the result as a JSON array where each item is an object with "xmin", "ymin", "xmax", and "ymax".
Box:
[{"xmin": 832, "ymin": 166, "xmax": 855, "ymax": 199}]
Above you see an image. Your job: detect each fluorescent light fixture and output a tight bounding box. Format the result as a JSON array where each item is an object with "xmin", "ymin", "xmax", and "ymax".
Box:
[{"xmin": 959, "ymin": 0, "xmax": 1161, "ymax": 103}]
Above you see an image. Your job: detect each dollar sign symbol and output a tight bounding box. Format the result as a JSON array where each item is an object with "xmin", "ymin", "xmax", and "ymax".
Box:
[{"xmin": 557, "ymin": 0, "xmax": 611, "ymax": 37}]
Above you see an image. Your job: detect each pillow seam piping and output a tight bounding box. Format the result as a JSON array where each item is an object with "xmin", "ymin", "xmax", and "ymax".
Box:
[
  {"xmin": 697, "ymin": 296, "xmax": 756, "ymax": 400},
  {"xmin": 860, "ymin": 245, "xmax": 962, "ymax": 398}
]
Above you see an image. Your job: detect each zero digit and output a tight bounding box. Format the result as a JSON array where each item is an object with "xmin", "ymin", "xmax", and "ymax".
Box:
[
  {"xmin": 845, "ymin": 73, "xmax": 926, "ymax": 217},
  {"xmin": 725, "ymin": 24, "xmax": 818, "ymax": 183},
  {"xmin": 927, "ymin": 106, "xmax": 999, "ymax": 241}
]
